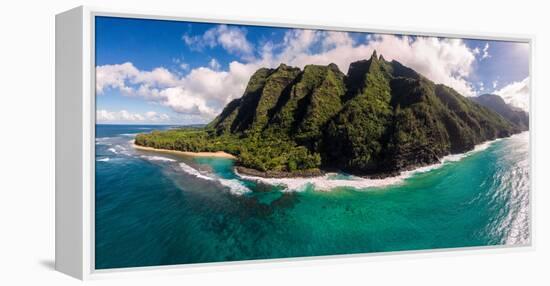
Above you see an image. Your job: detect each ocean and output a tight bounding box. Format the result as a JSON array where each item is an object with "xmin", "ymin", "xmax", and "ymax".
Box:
[{"xmin": 94, "ymin": 124, "xmax": 530, "ymax": 269}]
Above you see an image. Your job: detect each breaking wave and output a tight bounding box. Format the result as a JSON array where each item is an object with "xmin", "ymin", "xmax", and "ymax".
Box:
[
  {"xmin": 237, "ymin": 137, "xmax": 503, "ymax": 192},
  {"xmin": 178, "ymin": 162, "xmax": 251, "ymax": 195},
  {"xmin": 141, "ymin": 155, "xmax": 176, "ymax": 162},
  {"xmin": 218, "ymin": 178, "xmax": 251, "ymax": 195}
]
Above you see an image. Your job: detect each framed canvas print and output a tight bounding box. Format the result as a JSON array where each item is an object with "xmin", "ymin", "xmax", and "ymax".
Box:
[{"xmin": 55, "ymin": 6, "xmax": 533, "ymax": 280}]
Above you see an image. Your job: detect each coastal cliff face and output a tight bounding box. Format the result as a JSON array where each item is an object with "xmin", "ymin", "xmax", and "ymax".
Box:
[
  {"xmin": 470, "ymin": 93, "xmax": 529, "ymax": 131},
  {"xmin": 135, "ymin": 51, "xmax": 528, "ymax": 177}
]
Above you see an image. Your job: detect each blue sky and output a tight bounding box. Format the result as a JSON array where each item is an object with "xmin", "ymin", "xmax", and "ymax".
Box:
[{"xmin": 95, "ymin": 16, "xmax": 530, "ymax": 124}]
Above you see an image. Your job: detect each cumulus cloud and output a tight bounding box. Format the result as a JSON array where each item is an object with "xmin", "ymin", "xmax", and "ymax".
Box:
[
  {"xmin": 182, "ymin": 24, "xmax": 253, "ymax": 59},
  {"xmin": 482, "ymin": 43, "xmax": 491, "ymax": 60},
  {"xmin": 494, "ymin": 77, "xmax": 530, "ymax": 111},
  {"xmin": 322, "ymin": 31, "xmax": 354, "ymax": 49},
  {"xmin": 96, "ymin": 63, "xmax": 178, "ymax": 94},
  {"xmin": 208, "ymin": 58, "xmax": 221, "ymax": 70},
  {"xmin": 351, "ymin": 35, "xmax": 477, "ymax": 96},
  {"xmin": 97, "ymin": 109, "xmax": 171, "ymax": 123},
  {"xmin": 172, "ymin": 57, "xmax": 190, "ymax": 71},
  {"xmin": 179, "ymin": 63, "xmax": 189, "ymax": 71},
  {"xmin": 96, "ymin": 62, "xmax": 138, "ymax": 94},
  {"xmin": 267, "ymin": 32, "xmax": 478, "ymax": 96},
  {"xmin": 98, "ymin": 29, "xmax": 486, "ymax": 121},
  {"xmin": 96, "ymin": 61, "xmax": 251, "ymax": 119}
]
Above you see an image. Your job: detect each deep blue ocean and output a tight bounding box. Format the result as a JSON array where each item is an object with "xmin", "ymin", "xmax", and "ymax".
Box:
[{"xmin": 95, "ymin": 124, "xmax": 530, "ymax": 269}]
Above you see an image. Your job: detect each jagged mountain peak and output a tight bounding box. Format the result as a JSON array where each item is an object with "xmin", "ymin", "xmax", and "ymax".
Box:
[{"xmin": 202, "ymin": 54, "xmax": 524, "ymax": 176}]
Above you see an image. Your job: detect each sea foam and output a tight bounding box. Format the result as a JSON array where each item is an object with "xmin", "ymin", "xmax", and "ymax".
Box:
[
  {"xmin": 236, "ymin": 172, "xmax": 405, "ymax": 192},
  {"xmin": 178, "ymin": 162, "xmax": 251, "ymax": 195},
  {"xmin": 141, "ymin": 155, "xmax": 176, "ymax": 162},
  {"xmin": 218, "ymin": 178, "xmax": 251, "ymax": 195},
  {"xmin": 179, "ymin": 163, "xmax": 215, "ymax": 181},
  {"xmin": 237, "ymin": 137, "xmax": 503, "ymax": 192}
]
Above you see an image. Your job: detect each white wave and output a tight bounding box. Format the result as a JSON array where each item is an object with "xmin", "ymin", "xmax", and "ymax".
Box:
[
  {"xmin": 178, "ymin": 163, "xmax": 251, "ymax": 195},
  {"xmin": 237, "ymin": 137, "xmax": 503, "ymax": 192},
  {"xmin": 141, "ymin": 155, "xmax": 176, "ymax": 162},
  {"xmin": 120, "ymin": 133, "xmax": 138, "ymax": 137},
  {"xmin": 400, "ymin": 137, "xmax": 503, "ymax": 176},
  {"xmin": 115, "ymin": 144, "xmax": 126, "ymax": 150},
  {"xmin": 96, "ymin": 137, "xmax": 112, "ymax": 141},
  {"xmin": 95, "ymin": 137, "xmax": 113, "ymax": 146},
  {"xmin": 106, "ymin": 143, "xmax": 133, "ymax": 156},
  {"xmin": 177, "ymin": 137, "xmax": 503, "ymax": 193},
  {"xmin": 218, "ymin": 178, "xmax": 251, "ymax": 195},
  {"xmin": 97, "ymin": 157, "xmax": 110, "ymax": 162},
  {"xmin": 236, "ymin": 172, "xmax": 405, "ymax": 192},
  {"xmin": 179, "ymin": 163, "xmax": 215, "ymax": 181}
]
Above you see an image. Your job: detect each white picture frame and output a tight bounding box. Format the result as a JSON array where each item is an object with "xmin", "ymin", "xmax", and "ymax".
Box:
[{"xmin": 55, "ymin": 5, "xmax": 534, "ymax": 280}]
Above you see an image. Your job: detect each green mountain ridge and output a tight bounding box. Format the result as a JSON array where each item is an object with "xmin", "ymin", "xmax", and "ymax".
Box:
[
  {"xmin": 135, "ymin": 51, "xmax": 528, "ymax": 178},
  {"xmin": 470, "ymin": 93, "xmax": 529, "ymax": 130}
]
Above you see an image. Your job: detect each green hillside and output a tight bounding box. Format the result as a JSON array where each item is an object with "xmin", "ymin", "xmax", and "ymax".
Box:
[{"xmin": 135, "ymin": 51, "xmax": 525, "ymax": 178}]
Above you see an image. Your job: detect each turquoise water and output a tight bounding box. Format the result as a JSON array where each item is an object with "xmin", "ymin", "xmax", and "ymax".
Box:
[{"xmin": 95, "ymin": 124, "xmax": 530, "ymax": 269}]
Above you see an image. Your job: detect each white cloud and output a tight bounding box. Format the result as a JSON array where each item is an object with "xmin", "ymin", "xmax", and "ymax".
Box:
[
  {"xmin": 494, "ymin": 77, "xmax": 530, "ymax": 111},
  {"xmin": 98, "ymin": 30, "xmax": 487, "ymax": 121},
  {"xmin": 133, "ymin": 67, "xmax": 180, "ymax": 87},
  {"xmin": 481, "ymin": 43, "xmax": 491, "ymax": 60},
  {"xmin": 349, "ymin": 35, "xmax": 477, "ymax": 96},
  {"xmin": 492, "ymin": 80, "xmax": 499, "ymax": 89},
  {"xmin": 473, "ymin": 43, "xmax": 491, "ymax": 61},
  {"xmin": 172, "ymin": 57, "xmax": 189, "ymax": 71},
  {"xmin": 153, "ymin": 87, "xmax": 216, "ymax": 116},
  {"xmin": 97, "ymin": 109, "xmax": 171, "ymax": 123},
  {"xmin": 208, "ymin": 58, "xmax": 221, "ymax": 70},
  {"xmin": 266, "ymin": 32, "xmax": 478, "ymax": 96},
  {"xmin": 182, "ymin": 25, "xmax": 253, "ymax": 58},
  {"xmin": 322, "ymin": 31, "xmax": 354, "ymax": 49},
  {"xmin": 472, "ymin": 43, "xmax": 490, "ymax": 61},
  {"xmin": 179, "ymin": 63, "xmax": 189, "ymax": 70},
  {"xmin": 96, "ymin": 61, "xmax": 251, "ymax": 119},
  {"xmin": 96, "ymin": 62, "xmax": 139, "ymax": 94},
  {"xmin": 96, "ymin": 63, "xmax": 178, "ymax": 94}
]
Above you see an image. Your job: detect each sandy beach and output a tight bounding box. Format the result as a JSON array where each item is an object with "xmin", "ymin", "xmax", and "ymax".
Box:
[{"xmin": 133, "ymin": 143, "xmax": 237, "ymax": 159}]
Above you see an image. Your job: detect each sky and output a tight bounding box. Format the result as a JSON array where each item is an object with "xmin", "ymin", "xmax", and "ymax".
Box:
[{"xmin": 95, "ymin": 16, "xmax": 530, "ymax": 125}]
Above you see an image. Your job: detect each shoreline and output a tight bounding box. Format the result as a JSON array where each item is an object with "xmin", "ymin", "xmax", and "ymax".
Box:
[
  {"xmin": 133, "ymin": 132, "xmax": 526, "ymax": 192},
  {"xmin": 234, "ymin": 166, "xmax": 325, "ymax": 179},
  {"xmin": 235, "ymin": 133, "xmax": 517, "ymax": 189},
  {"xmin": 136, "ymin": 132, "xmax": 523, "ymax": 182},
  {"xmin": 133, "ymin": 143, "xmax": 237, "ymax": 159}
]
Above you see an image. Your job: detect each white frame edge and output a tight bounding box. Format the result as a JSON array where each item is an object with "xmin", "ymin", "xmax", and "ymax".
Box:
[
  {"xmin": 55, "ymin": 6, "xmax": 93, "ymax": 280},
  {"xmin": 55, "ymin": 5, "xmax": 535, "ymax": 281},
  {"xmin": 55, "ymin": 6, "xmax": 84, "ymax": 280}
]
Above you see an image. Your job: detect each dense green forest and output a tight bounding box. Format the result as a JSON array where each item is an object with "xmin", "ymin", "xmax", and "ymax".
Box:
[{"xmin": 135, "ymin": 51, "xmax": 529, "ymax": 177}]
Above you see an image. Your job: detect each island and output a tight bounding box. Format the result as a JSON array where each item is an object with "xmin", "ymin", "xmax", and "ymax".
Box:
[{"xmin": 134, "ymin": 51, "xmax": 529, "ymax": 178}]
